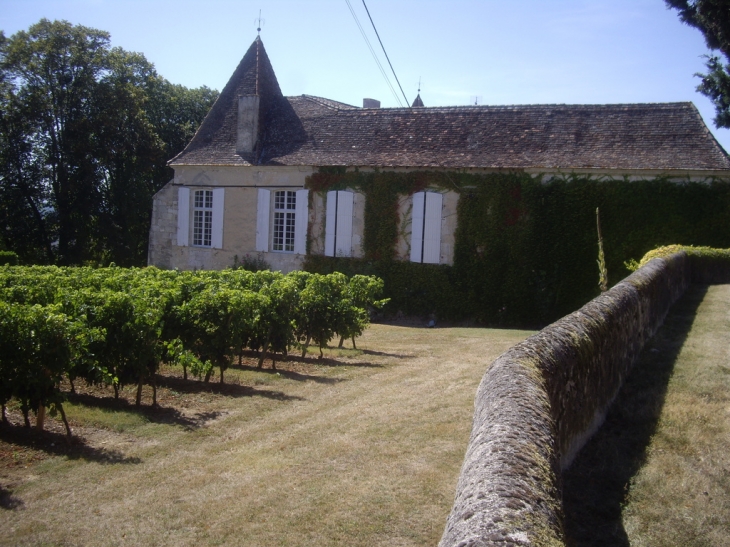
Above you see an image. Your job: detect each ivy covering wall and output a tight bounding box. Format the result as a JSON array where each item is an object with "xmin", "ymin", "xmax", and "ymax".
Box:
[{"xmin": 304, "ymin": 169, "xmax": 730, "ymax": 327}]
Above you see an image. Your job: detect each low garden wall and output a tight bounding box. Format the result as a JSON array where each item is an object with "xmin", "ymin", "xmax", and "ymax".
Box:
[{"xmin": 439, "ymin": 249, "xmax": 728, "ymax": 546}]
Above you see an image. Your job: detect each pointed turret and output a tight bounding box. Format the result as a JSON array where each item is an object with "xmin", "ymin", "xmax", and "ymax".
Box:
[
  {"xmin": 170, "ymin": 37, "xmax": 302, "ymax": 165},
  {"xmin": 411, "ymin": 93, "xmax": 424, "ymax": 108}
]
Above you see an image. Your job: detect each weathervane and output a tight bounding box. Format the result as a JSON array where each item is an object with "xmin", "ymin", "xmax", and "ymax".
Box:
[{"xmin": 255, "ymin": 10, "xmax": 265, "ymax": 35}]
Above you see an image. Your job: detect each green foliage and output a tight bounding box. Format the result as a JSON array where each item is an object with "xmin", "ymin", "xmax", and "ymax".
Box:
[
  {"xmin": 306, "ymin": 169, "xmax": 730, "ymax": 326},
  {"xmin": 0, "ymin": 302, "xmax": 75, "ymax": 431},
  {"xmin": 232, "ymin": 253, "xmax": 271, "ymax": 272},
  {"xmin": 596, "ymin": 208, "xmax": 608, "ymax": 292},
  {"xmin": 665, "ymin": 0, "xmax": 730, "ymax": 128},
  {"xmin": 0, "ymin": 19, "xmax": 218, "ymax": 266},
  {"xmin": 0, "ymin": 266, "xmax": 385, "ymax": 419},
  {"xmin": 0, "ymin": 251, "xmax": 18, "ymax": 265},
  {"xmin": 634, "ymin": 244, "xmax": 730, "ymax": 268}
]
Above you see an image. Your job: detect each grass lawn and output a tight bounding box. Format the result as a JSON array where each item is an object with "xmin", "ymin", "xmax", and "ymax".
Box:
[
  {"xmin": 563, "ymin": 284, "xmax": 730, "ymax": 546},
  {"xmin": 0, "ymin": 323, "xmax": 531, "ymax": 547}
]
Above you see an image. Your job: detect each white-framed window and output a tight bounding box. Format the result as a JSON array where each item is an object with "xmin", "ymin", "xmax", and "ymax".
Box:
[
  {"xmin": 193, "ymin": 189, "xmax": 213, "ymax": 247},
  {"xmin": 273, "ymin": 190, "xmax": 297, "ymax": 252},
  {"xmin": 325, "ymin": 190, "xmax": 354, "ymax": 257},
  {"xmin": 176, "ymin": 186, "xmax": 224, "ymax": 249},
  {"xmin": 410, "ymin": 191, "xmax": 443, "ymax": 264},
  {"xmin": 256, "ymin": 188, "xmax": 308, "ymax": 254}
]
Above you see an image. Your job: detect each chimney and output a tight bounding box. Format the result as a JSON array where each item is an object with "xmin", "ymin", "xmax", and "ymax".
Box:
[
  {"xmin": 363, "ymin": 98, "xmax": 380, "ymax": 109},
  {"xmin": 237, "ymin": 95, "xmax": 260, "ymax": 154}
]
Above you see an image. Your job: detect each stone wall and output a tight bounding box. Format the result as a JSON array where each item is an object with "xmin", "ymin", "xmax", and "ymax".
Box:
[{"xmin": 439, "ymin": 252, "xmax": 705, "ymax": 546}]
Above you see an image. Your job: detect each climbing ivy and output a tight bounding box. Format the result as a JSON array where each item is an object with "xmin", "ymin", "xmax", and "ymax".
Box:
[{"xmin": 305, "ymin": 169, "xmax": 730, "ymax": 326}]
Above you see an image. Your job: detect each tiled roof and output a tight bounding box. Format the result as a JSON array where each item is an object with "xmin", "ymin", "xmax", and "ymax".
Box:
[{"xmin": 171, "ymin": 39, "xmax": 730, "ymax": 172}]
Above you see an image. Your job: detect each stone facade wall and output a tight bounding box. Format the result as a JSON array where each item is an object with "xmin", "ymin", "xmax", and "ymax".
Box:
[
  {"xmin": 149, "ymin": 165, "xmax": 459, "ymax": 271},
  {"xmin": 148, "ymin": 165, "xmax": 314, "ymax": 272},
  {"xmin": 147, "ymin": 180, "xmax": 177, "ymax": 269},
  {"xmin": 439, "ymin": 252, "xmax": 703, "ymax": 547},
  {"xmin": 395, "ymin": 190, "xmax": 458, "ymax": 264},
  {"xmin": 308, "ymin": 190, "xmax": 366, "ymax": 259}
]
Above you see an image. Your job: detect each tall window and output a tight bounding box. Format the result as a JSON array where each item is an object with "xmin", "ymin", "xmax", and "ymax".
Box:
[
  {"xmin": 193, "ymin": 190, "xmax": 213, "ymax": 247},
  {"xmin": 273, "ymin": 190, "xmax": 296, "ymax": 252}
]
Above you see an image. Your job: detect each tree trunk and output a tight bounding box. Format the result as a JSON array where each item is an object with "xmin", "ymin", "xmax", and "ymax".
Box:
[
  {"xmin": 204, "ymin": 368, "xmax": 213, "ymax": 383},
  {"xmin": 58, "ymin": 404, "xmax": 72, "ymax": 438},
  {"xmin": 151, "ymin": 375, "xmax": 158, "ymax": 407},
  {"xmin": 271, "ymin": 354, "xmax": 277, "ymax": 370},
  {"xmin": 183, "ymin": 364, "xmax": 188, "ymax": 381},
  {"xmin": 113, "ymin": 383, "xmax": 119, "ymax": 400},
  {"xmin": 258, "ymin": 335, "xmax": 271, "ymax": 369},
  {"xmin": 338, "ymin": 336, "xmax": 345, "ymax": 348},
  {"xmin": 135, "ymin": 377, "xmax": 143, "ymax": 407},
  {"xmin": 69, "ymin": 377, "xmax": 76, "ymax": 394},
  {"xmin": 36, "ymin": 404, "xmax": 46, "ymax": 431},
  {"xmin": 351, "ymin": 336, "xmax": 357, "ymax": 350},
  {"xmin": 301, "ymin": 334, "xmax": 311, "ymax": 358},
  {"xmin": 1, "ymin": 404, "xmax": 7, "ymax": 424},
  {"xmin": 21, "ymin": 405, "xmax": 30, "ymax": 428},
  {"xmin": 219, "ymin": 365, "xmax": 225, "ymax": 384}
]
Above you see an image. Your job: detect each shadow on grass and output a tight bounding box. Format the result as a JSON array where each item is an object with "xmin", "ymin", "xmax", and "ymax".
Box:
[
  {"xmin": 240, "ymin": 350, "xmax": 388, "ymax": 370},
  {"xmin": 228, "ymin": 364, "xmax": 346, "ymax": 384},
  {"xmin": 153, "ymin": 375, "xmax": 307, "ymax": 402},
  {"xmin": 0, "ymin": 485, "xmax": 24, "ymax": 510},
  {"xmin": 0, "ymin": 421, "xmax": 142, "ymax": 466},
  {"xmin": 361, "ymin": 349, "xmax": 413, "ymax": 359},
  {"xmin": 67, "ymin": 384, "xmax": 305, "ymax": 431},
  {"xmin": 561, "ymin": 284, "xmax": 708, "ymax": 546}
]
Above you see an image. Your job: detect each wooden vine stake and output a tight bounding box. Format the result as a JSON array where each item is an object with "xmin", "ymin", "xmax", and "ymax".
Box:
[{"xmin": 596, "ymin": 207, "xmax": 608, "ymax": 292}]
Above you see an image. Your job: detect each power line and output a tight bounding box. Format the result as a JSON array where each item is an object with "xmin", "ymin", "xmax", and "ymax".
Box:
[
  {"xmin": 360, "ymin": 0, "xmax": 410, "ymax": 108},
  {"xmin": 344, "ymin": 0, "xmax": 403, "ymax": 107}
]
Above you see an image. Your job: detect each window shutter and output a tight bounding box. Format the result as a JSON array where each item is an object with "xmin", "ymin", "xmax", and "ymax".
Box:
[
  {"xmin": 324, "ymin": 191, "xmax": 337, "ymax": 257},
  {"xmin": 410, "ymin": 191, "xmax": 425, "ymax": 262},
  {"xmin": 335, "ymin": 191, "xmax": 354, "ymax": 257},
  {"xmin": 294, "ymin": 189, "xmax": 309, "ymax": 255},
  {"xmin": 176, "ymin": 187, "xmax": 190, "ymax": 247},
  {"xmin": 256, "ymin": 189, "xmax": 270, "ymax": 252},
  {"xmin": 211, "ymin": 188, "xmax": 225, "ymax": 249},
  {"xmin": 422, "ymin": 192, "xmax": 443, "ymax": 264}
]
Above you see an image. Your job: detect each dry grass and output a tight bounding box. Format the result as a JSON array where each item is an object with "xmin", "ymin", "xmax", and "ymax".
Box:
[
  {"xmin": 0, "ymin": 323, "xmax": 531, "ymax": 547},
  {"xmin": 563, "ymin": 284, "xmax": 730, "ymax": 546}
]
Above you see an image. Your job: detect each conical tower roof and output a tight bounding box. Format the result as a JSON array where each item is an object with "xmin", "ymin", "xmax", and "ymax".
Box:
[
  {"xmin": 170, "ymin": 37, "xmax": 303, "ymax": 165},
  {"xmin": 411, "ymin": 93, "xmax": 424, "ymax": 107}
]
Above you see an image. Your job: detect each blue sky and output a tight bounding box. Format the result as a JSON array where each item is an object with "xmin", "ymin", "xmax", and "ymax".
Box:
[{"xmin": 3, "ymin": 0, "xmax": 729, "ymax": 152}]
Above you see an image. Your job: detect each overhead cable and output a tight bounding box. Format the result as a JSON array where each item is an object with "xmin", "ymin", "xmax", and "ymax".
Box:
[
  {"xmin": 360, "ymin": 0, "xmax": 410, "ymax": 108},
  {"xmin": 344, "ymin": 0, "xmax": 403, "ymax": 107}
]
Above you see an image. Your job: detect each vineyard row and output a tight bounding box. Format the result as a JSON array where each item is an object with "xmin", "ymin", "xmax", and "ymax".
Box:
[{"xmin": 0, "ymin": 266, "xmax": 387, "ymax": 434}]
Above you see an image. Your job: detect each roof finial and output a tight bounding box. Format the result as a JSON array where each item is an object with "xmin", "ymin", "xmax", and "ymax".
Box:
[
  {"xmin": 418, "ymin": 77, "xmax": 421, "ymax": 94},
  {"xmin": 255, "ymin": 10, "xmax": 265, "ymax": 35}
]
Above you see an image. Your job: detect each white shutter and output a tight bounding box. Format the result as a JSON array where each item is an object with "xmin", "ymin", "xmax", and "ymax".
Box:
[
  {"xmin": 211, "ymin": 188, "xmax": 225, "ymax": 249},
  {"xmin": 294, "ymin": 189, "xmax": 309, "ymax": 255},
  {"xmin": 410, "ymin": 191, "xmax": 425, "ymax": 262},
  {"xmin": 176, "ymin": 187, "xmax": 190, "ymax": 247},
  {"xmin": 324, "ymin": 191, "xmax": 337, "ymax": 257},
  {"xmin": 422, "ymin": 192, "xmax": 443, "ymax": 264},
  {"xmin": 256, "ymin": 189, "xmax": 270, "ymax": 252},
  {"xmin": 335, "ymin": 191, "xmax": 354, "ymax": 257}
]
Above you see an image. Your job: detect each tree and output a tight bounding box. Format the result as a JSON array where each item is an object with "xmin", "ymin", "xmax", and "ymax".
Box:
[
  {"xmin": 666, "ymin": 0, "xmax": 730, "ymax": 128},
  {"xmin": 0, "ymin": 19, "xmax": 218, "ymax": 265}
]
